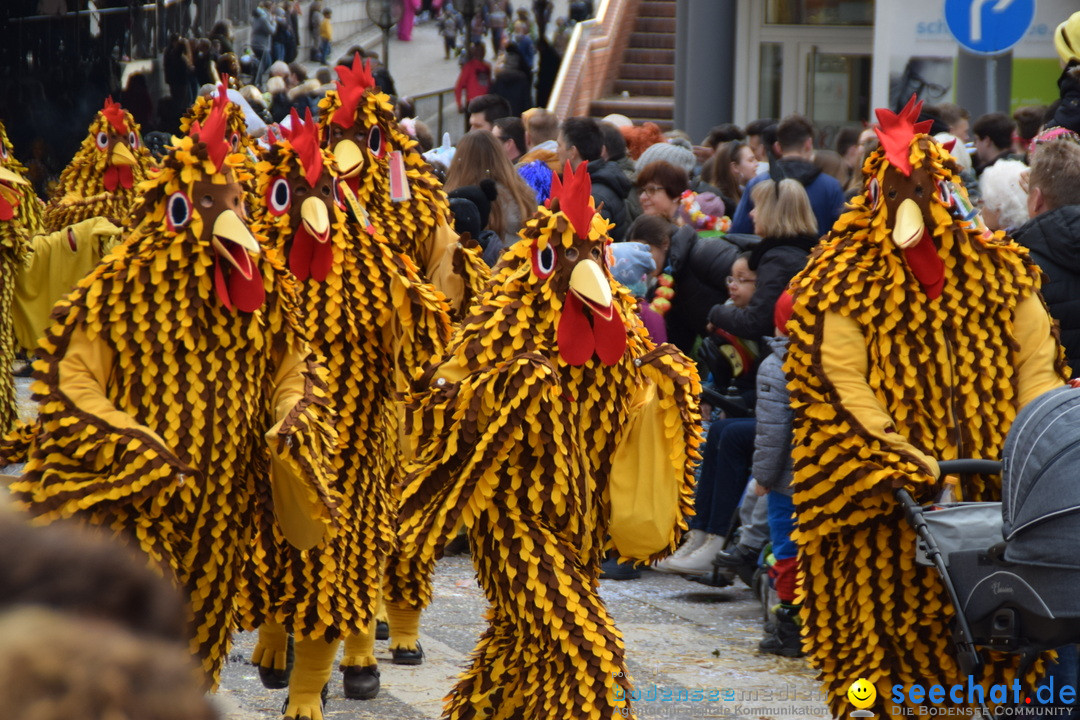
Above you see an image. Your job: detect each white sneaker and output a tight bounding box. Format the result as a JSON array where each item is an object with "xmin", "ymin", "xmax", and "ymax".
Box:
[
  {"xmin": 653, "ymin": 531, "xmax": 716, "ymax": 574},
  {"xmin": 659, "ymin": 534, "xmax": 728, "ymax": 576}
]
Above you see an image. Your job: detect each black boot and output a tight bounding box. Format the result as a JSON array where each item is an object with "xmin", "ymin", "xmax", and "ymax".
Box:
[
  {"xmin": 257, "ymin": 635, "xmax": 294, "ymax": 689},
  {"xmin": 342, "ymin": 665, "xmax": 380, "ymax": 700},
  {"xmin": 759, "ymin": 604, "xmax": 804, "ymax": 658}
]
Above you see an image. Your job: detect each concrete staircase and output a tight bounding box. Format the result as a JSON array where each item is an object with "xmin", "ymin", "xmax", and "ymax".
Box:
[{"xmin": 589, "ymin": 0, "xmax": 675, "ymax": 129}]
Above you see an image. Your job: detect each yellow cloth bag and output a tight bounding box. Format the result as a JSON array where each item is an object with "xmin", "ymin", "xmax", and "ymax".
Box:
[{"xmin": 608, "ymin": 380, "xmax": 681, "ymax": 559}]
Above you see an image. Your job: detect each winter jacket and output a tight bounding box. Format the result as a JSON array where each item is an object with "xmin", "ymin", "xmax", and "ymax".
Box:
[
  {"xmin": 662, "ymin": 224, "xmax": 741, "ymax": 354},
  {"xmin": 1053, "ymin": 62, "xmax": 1080, "ymax": 133},
  {"xmin": 585, "ymin": 158, "xmax": 631, "ymax": 241},
  {"xmin": 752, "ymin": 335, "xmax": 793, "ymax": 496},
  {"xmin": 250, "ymin": 7, "xmax": 274, "ymax": 52},
  {"xmin": 708, "ymin": 233, "xmax": 816, "ymax": 342},
  {"xmin": 455, "ymin": 59, "xmax": 492, "ymax": 109},
  {"xmin": 1012, "ymin": 204, "xmax": 1080, "ymax": 373},
  {"xmin": 729, "ymin": 158, "xmax": 846, "ymax": 236}
]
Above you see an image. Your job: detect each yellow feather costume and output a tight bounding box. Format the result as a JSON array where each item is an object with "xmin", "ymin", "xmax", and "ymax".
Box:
[
  {"xmin": 397, "ymin": 165, "xmax": 700, "ymax": 720},
  {"xmin": 42, "ymin": 98, "xmax": 155, "ymax": 233},
  {"xmin": 785, "ymin": 100, "xmax": 1067, "ymax": 716},
  {"xmin": 316, "ymin": 55, "xmax": 488, "ymax": 314},
  {"xmin": 6, "ymin": 107, "xmax": 338, "ymax": 688},
  {"xmin": 238, "ymin": 113, "xmax": 451, "ymax": 720},
  {"xmin": 0, "ymin": 122, "xmax": 40, "ymax": 431}
]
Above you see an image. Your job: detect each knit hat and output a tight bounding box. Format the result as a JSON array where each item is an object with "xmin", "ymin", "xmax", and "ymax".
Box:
[
  {"xmin": 609, "ymin": 241, "xmax": 655, "ymax": 298},
  {"xmin": 635, "ymin": 141, "xmax": 696, "ymax": 175},
  {"xmin": 447, "ymin": 179, "xmax": 498, "ymax": 238},
  {"xmin": 1056, "ymin": 11, "xmax": 1080, "ymax": 64}
]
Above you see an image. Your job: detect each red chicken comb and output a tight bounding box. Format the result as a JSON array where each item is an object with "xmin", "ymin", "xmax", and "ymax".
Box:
[
  {"xmin": 331, "ymin": 53, "xmax": 376, "ymax": 129},
  {"xmin": 284, "ymin": 107, "xmax": 323, "ymax": 188},
  {"xmin": 874, "ymin": 94, "xmax": 934, "ymax": 177},
  {"xmin": 101, "ymin": 97, "xmax": 128, "ymax": 135},
  {"xmin": 548, "ymin": 160, "xmax": 595, "ymax": 237},
  {"xmin": 191, "ymin": 80, "xmax": 231, "ymax": 172}
]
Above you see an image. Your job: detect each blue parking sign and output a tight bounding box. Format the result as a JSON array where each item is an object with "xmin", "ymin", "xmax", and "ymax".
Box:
[{"xmin": 945, "ymin": 0, "xmax": 1035, "ymax": 55}]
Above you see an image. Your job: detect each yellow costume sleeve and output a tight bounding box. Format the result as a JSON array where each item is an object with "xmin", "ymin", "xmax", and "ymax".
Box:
[
  {"xmin": 14, "ymin": 217, "xmax": 120, "ymax": 352},
  {"xmin": 59, "ymin": 324, "xmax": 169, "ymax": 450},
  {"xmin": 820, "ymin": 310, "xmax": 940, "ymax": 479},
  {"xmin": 1013, "ymin": 294, "xmax": 1068, "ymax": 407},
  {"xmin": 264, "ymin": 343, "xmax": 340, "ymax": 551},
  {"xmin": 420, "ymin": 218, "xmax": 489, "ymax": 315}
]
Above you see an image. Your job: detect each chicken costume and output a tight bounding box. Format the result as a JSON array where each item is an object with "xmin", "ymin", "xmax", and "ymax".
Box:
[
  {"xmin": 241, "ymin": 110, "xmax": 452, "ymax": 720},
  {"xmin": 317, "ymin": 54, "xmax": 490, "ymax": 660},
  {"xmin": 317, "ymin": 55, "xmax": 488, "ymax": 314},
  {"xmin": 785, "ymin": 97, "xmax": 1067, "ymax": 716},
  {"xmin": 6, "ymin": 93, "xmax": 338, "ymax": 687},
  {"xmin": 397, "ymin": 164, "xmax": 700, "ymax": 720},
  {"xmin": 180, "ymin": 78, "xmax": 260, "ymax": 197},
  {"xmin": 13, "ymin": 99, "xmax": 153, "ymax": 355},
  {"xmin": 43, "ymin": 98, "xmax": 154, "ymax": 232},
  {"xmin": 0, "ymin": 122, "xmax": 40, "ymax": 431}
]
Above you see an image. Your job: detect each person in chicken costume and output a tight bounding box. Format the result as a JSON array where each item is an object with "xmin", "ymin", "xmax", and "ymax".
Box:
[
  {"xmin": 12, "ymin": 99, "xmax": 153, "ymax": 356},
  {"xmin": 785, "ymin": 96, "xmax": 1067, "ymax": 716},
  {"xmin": 42, "ymin": 97, "xmax": 154, "ymax": 232},
  {"xmin": 317, "ymin": 55, "xmax": 488, "ymax": 314},
  {"xmin": 241, "ymin": 109, "xmax": 452, "ymax": 720},
  {"xmin": 0, "ymin": 122, "xmax": 43, "ymax": 431},
  {"xmin": 317, "ymin": 53, "xmax": 490, "ymax": 664},
  {"xmin": 5, "ymin": 91, "xmax": 338, "ymax": 688},
  {"xmin": 397, "ymin": 162, "xmax": 700, "ymax": 720},
  {"xmin": 181, "ymin": 77, "xmax": 260, "ymax": 197}
]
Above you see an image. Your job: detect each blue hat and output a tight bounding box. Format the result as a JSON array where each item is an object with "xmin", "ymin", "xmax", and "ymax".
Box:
[{"xmin": 610, "ymin": 242, "xmax": 655, "ymax": 298}]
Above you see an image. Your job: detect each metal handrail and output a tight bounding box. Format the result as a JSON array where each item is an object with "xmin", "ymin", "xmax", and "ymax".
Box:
[
  {"xmin": 11, "ymin": 0, "xmax": 185, "ymax": 23},
  {"xmin": 408, "ymin": 86, "xmax": 456, "ymax": 143}
]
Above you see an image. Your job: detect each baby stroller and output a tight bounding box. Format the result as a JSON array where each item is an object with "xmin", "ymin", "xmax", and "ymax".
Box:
[{"xmin": 898, "ymin": 386, "xmax": 1080, "ymax": 715}]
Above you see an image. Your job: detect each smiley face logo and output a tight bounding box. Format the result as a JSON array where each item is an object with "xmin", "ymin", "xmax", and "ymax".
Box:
[{"xmin": 847, "ymin": 678, "xmax": 877, "ymax": 709}]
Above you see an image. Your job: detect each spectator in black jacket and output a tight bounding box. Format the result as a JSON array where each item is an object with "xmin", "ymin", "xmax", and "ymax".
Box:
[
  {"xmin": 708, "ymin": 178, "xmax": 816, "ymax": 342},
  {"xmin": 1012, "ymin": 136, "xmax": 1080, "ymax": 372},
  {"xmin": 558, "ymin": 116, "xmax": 631, "ymax": 240}
]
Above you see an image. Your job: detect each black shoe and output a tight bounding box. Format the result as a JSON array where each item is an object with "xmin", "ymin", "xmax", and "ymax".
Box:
[
  {"xmin": 600, "ymin": 557, "xmax": 641, "ymax": 580},
  {"xmin": 342, "ymin": 665, "xmax": 380, "ymax": 700},
  {"xmin": 759, "ymin": 606, "xmax": 804, "ymax": 658},
  {"xmin": 714, "ymin": 543, "xmax": 762, "ymax": 569},
  {"xmin": 391, "ymin": 642, "xmax": 424, "ymax": 666},
  {"xmin": 375, "ymin": 620, "xmax": 389, "ymax": 641},
  {"xmin": 258, "ymin": 635, "xmax": 294, "ymax": 689}
]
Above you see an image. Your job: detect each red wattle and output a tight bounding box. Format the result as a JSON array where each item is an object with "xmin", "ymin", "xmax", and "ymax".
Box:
[
  {"xmin": 557, "ymin": 293, "xmax": 595, "ymax": 366},
  {"xmin": 214, "ymin": 247, "xmax": 265, "ymax": 313},
  {"xmin": 592, "ymin": 304, "xmax": 626, "ymax": 366},
  {"xmin": 118, "ymin": 165, "xmax": 134, "ymax": 189},
  {"xmin": 103, "ymin": 165, "xmax": 120, "ymax": 192},
  {"xmin": 289, "ymin": 226, "xmax": 315, "ymax": 282},
  {"xmin": 904, "ymin": 229, "xmax": 945, "ymax": 299},
  {"xmin": 0, "ymin": 194, "xmax": 15, "ymax": 221}
]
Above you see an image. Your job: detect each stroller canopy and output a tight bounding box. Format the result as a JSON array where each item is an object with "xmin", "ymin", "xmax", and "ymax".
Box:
[{"xmin": 1002, "ymin": 385, "xmax": 1080, "ymax": 568}]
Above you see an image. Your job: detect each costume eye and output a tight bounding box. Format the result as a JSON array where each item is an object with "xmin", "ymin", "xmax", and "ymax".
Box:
[
  {"xmin": 230, "ymin": 132, "xmax": 242, "ymax": 152},
  {"xmin": 532, "ymin": 242, "xmax": 556, "ymax": 279},
  {"xmin": 128, "ymin": 131, "xmax": 139, "ymax": 149},
  {"xmin": 0, "ymin": 143, "xmax": 7, "ymax": 160},
  {"xmin": 591, "ymin": 246, "xmax": 604, "ymax": 262},
  {"xmin": 166, "ymin": 191, "xmax": 192, "ymax": 232},
  {"xmin": 913, "ymin": 185, "xmax": 924, "ymax": 198},
  {"xmin": 320, "ymin": 183, "xmax": 331, "ymax": 197},
  {"xmin": 867, "ymin": 177, "xmax": 880, "ymax": 210},
  {"xmin": 564, "ymin": 246, "xmax": 579, "ymax": 262},
  {"xmin": 96, "ymin": 132, "xmax": 109, "ymax": 150},
  {"xmin": 367, "ymin": 126, "xmax": 385, "ymax": 158},
  {"xmin": 267, "ymin": 177, "xmax": 291, "ymax": 215}
]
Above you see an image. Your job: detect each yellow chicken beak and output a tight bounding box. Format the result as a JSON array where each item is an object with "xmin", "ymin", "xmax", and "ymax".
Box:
[
  {"xmin": 0, "ymin": 166, "xmax": 29, "ymax": 206},
  {"xmin": 109, "ymin": 142, "xmax": 137, "ymax": 167},
  {"xmin": 892, "ymin": 198, "xmax": 925, "ymax": 249},
  {"xmin": 333, "ymin": 139, "xmax": 363, "ymax": 178},
  {"xmin": 300, "ymin": 196, "xmax": 330, "ymax": 242},
  {"xmin": 569, "ymin": 259, "xmax": 614, "ymax": 320},
  {"xmin": 211, "ymin": 209, "xmax": 260, "ymax": 277}
]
